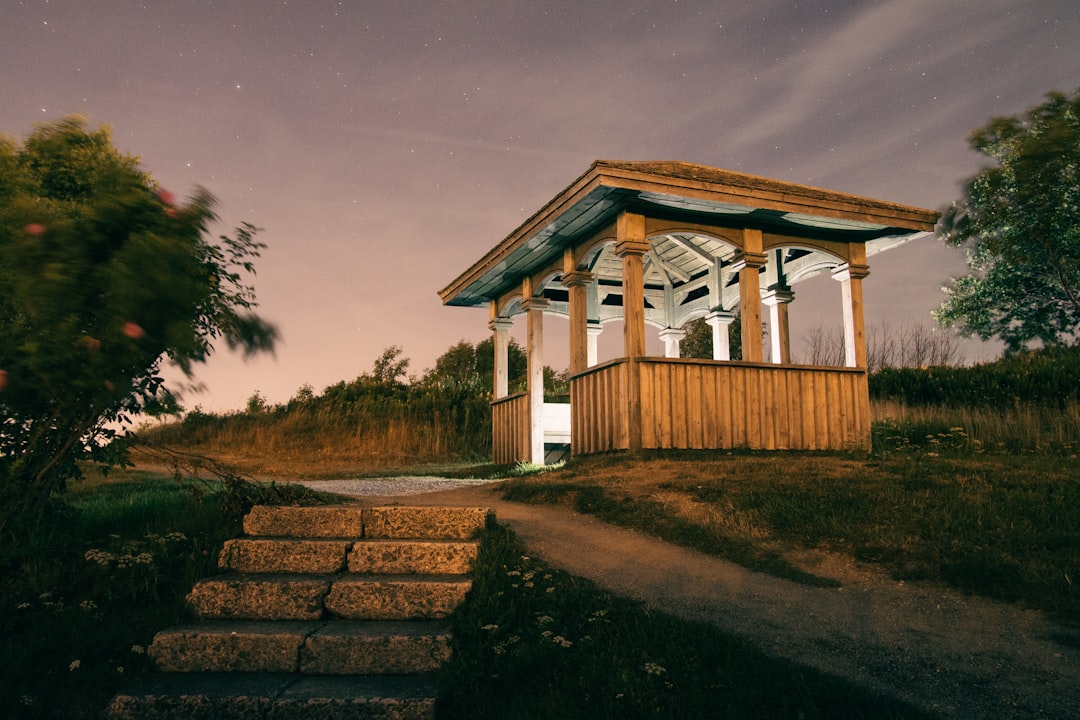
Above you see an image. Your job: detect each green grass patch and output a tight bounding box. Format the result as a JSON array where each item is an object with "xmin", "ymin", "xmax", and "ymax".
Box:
[
  {"xmin": 502, "ymin": 451, "xmax": 1079, "ymax": 624},
  {"xmin": 438, "ymin": 523, "xmax": 933, "ymax": 719},
  {"xmin": 0, "ymin": 468, "xmax": 335, "ymax": 720}
]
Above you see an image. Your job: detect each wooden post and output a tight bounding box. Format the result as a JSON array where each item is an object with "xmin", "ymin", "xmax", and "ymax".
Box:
[
  {"xmin": 615, "ymin": 211, "xmax": 649, "ymax": 452},
  {"xmin": 522, "ymin": 291, "xmax": 549, "ymax": 465},
  {"xmin": 562, "ymin": 264, "xmax": 595, "ymax": 376},
  {"xmin": 615, "ymin": 212, "xmax": 649, "ymax": 359},
  {"xmin": 732, "ymin": 228, "xmax": 767, "ymax": 363}
]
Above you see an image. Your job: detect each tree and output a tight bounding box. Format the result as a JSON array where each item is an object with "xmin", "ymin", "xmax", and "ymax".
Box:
[
  {"xmin": 0, "ymin": 117, "xmax": 278, "ymax": 542},
  {"xmin": 935, "ymin": 89, "xmax": 1080, "ymax": 352}
]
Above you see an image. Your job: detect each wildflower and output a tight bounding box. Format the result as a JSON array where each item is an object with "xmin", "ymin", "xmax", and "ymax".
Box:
[
  {"xmin": 24, "ymin": 223, "xmax": 46, "ymax": 236},
  {"xmin": 644, "ymin": 662, "xmax": 666, "ymax": 675},
  {"xmin": 19, "ymin": 695, "xmax": 35, "ymax": 706},
  {"xmin": 16, "ymin": 602, "xmax": 30, "ymax": 610},
  {"xmin": 79, "ymin": 600, "xmax": 97, "ymax": 610},
  {"xmin": 552, "ymin": 635, "xmax": 572, "ymax": 648},
  {"xmin": 131, "ymin": 645, "xmax": 145, "ymax": 655},
  {"xmin": 69, "ymin": 660, "xmax": 81, "ymax": 671},
  {"xmin": 546, "ymin": 586, "xmax": 556, "ymax": 593},
  {"xmin": 122, "ymin": 322, "xmax": 144, "ymax": 339},
  {"xmin": 536, "ymin": 615, "xmax": 554, "ymax": 625},
  {"xmin": 541, "ymin": 630, "xmax": 553, "ymax": 638},
  {"xmin": 480, "ymin": 624, "xmax": 499, "ymax": 631},
  {"xmin": 524, "ymin": 581, "xmax": 534, "ymax": 588},
  {"xmin": 117, "ymin": 666, "xmax": 124, "ymax": 674}
]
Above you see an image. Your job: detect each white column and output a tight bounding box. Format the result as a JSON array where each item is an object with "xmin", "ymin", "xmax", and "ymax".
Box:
[
  {"xmin": 587, "ymin": 323, "xmax": 603, "ymax": 367},
  {"xmin": 658, "ymin": 327, "xmax": 686, "ymax": 358},
  {"xmin": 523, "ymin": 295, "xmax": 549, "ymax": 464},
  {"xmin": 832, "ymin": 263, "xmax": 870, "ymax": 368},
  {"xmin": 761, "ymin": 288, "xmax": 794, "ymax": 365},
  {"xmin": 705, "ymin": 309, "xmax": 735, "ymax": 361},
  {"xmin": 489, "ymin": 317, "xmax": 513, "ymax": 397}
]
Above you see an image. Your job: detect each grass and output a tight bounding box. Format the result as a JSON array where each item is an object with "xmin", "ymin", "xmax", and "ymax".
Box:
[
  {"xmin": 501, "ymin": 448, "xmax": 1080, "ymax": 624},
  {"xmin": 438, "ymin": 522, "xmax": 932, "ymax": 720},
  {"xmin": 0, "ymin": 467, "xmax": 333, "ymax": 720}
]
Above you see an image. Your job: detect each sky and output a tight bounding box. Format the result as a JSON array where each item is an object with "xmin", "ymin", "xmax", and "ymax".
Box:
[{"xmin": 2, "ymin": 0, "xmax": 1078, "ymax": 412}]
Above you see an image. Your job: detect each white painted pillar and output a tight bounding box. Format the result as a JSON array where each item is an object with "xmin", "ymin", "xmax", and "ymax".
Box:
[
  {"xmin": 522, "ymin": 294, "xmax": 549, "ymax": 464},
  {"xmin": 705, "ymin": 309, "xmax": 736, "ymax": 361},
  {"xmin": 658, "ymin": 327, "xmax": 686, "ymax": 358},
  {"xmin": 489, "ymin": 316, "xmax": 514, "ymax": 398},
  {"xmin": 587, "ymin": 323, "xmax": 603, "ymax": 367},
  {"xmin": 832, "ymin": 263, "xmax": 870, "ymax": 368},
  {"xmin": 761, "ymin": 288, "xmax": 795, "ymax": 365}
]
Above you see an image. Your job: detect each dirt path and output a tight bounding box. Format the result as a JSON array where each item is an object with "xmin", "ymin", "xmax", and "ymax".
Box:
[{"xmin": 331, "ymin": 481, "xmax": 1080, "ymax": 720}]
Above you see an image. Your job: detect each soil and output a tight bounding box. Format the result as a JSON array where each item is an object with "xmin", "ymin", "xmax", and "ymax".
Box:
[{"xmin": 325, "ymin": 479, "xmax": 1080, "ymax": 720}]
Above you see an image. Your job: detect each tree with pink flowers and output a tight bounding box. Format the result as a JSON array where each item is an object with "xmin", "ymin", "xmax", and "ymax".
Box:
[{"xmin": 0, "ymin": 117, "xmax": 277, "ymax": 547}]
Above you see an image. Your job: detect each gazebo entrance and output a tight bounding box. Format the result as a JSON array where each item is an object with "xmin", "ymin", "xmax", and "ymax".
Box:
[{"xmin": 440, "ymin": 161, "xmax": 938, "ymax": 464}]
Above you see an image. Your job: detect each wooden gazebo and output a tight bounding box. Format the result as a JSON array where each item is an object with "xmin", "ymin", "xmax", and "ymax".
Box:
[{"xmin": 439, "ymin": 161, "xmax": 939, "ymax": 464}]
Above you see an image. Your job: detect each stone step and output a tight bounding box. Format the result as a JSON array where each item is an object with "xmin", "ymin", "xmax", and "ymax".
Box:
[
  {"xmin": 300, "ymin": 620, "xmax": 452, "ymax": 675},
  {"xmin": 219, "ymin": 538, "xmax": 352, "ymax": 574},
  {"xmin": 107, "ymin": 672, "xmax": 436, "ymax": 720},
  {"xmin": 243, "ymin": 506, "xmax": 366, "ymax": 539},
  {"xmin": 347, "ymin": 539, "xmax": 478, "ymax": 575},
  {"xmin": 187, "ymin": 574, "xmax": 471, "ymax": 621},
  {"xmin": 150, "ymin": 620, "xmax": 452, "ymax": 675},
  {"xmin": 241, "ymin": 505, "xmax": 490, "ymax": 541},
  {"xmin": 325, "ymin": 576, "xmax": 472, "ymax": 620},
  {"xmin": 187, "ymin": 575, "xmax": 330, "ymax": 621},
  {"xmin": 217, "ymin": 537, "xmax": 478, "ymax": 575},
  {"xmin": 364, "ymin": 506, "xmax": 490, "ymax": 540}
]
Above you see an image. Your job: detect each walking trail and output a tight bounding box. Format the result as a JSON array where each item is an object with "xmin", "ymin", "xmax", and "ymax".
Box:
[{"xmin": 296, "ymin": 477, "xmax": 1079, "ymax": 720}]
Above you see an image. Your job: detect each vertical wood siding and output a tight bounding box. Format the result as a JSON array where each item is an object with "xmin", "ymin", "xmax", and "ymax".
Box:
[
  {"xmin": 570, "ymin": 360, "xmax": 630, "ymax": 455},
  {"xmin": 491, "ymin": 393, "xmax": 530, "ymax": 464},
  {"xmin": 563, "ymin": 358, "xmax": 870, "ymax": 455}
]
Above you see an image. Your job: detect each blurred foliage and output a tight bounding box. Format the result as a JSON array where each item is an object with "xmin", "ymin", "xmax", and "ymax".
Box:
[
  {"xmin": 936, "ymin": 89, "xmax": 1080, "ymax": 351},
  {"xmin": 0, "ymin": 117, "xmax": 278, "ymax": 552}
]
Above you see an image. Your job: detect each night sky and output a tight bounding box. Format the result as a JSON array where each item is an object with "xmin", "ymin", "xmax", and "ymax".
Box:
[{"xmin": 2, "ymin": 0, "xmax": 1077, "ymax": 411}]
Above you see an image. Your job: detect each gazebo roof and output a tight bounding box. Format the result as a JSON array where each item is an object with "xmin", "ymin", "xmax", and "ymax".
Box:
[{"xmin": 439, "ymin": 160, "xmax": 939, "ymax": 308}]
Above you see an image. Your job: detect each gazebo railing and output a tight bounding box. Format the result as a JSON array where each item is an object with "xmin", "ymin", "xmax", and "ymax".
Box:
[
  {"xmin": 491, "ymin": 392, "xmax": 530, "ymax": 465},
  {"xmin": 569, "ymin": 358, "xmax": 871, "ymax": 454}
]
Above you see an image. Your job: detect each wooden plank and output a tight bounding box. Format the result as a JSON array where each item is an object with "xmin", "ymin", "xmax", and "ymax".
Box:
[
  {"xmin": 813, "ymin": 371, "xmax": 828, "ymax": 450},
  {"xmin": 688, "ymin": 363, "xmax": 704, "ymax": 448},
  {"xmin": 826, "ymin": 371, "xmax": 842, "ymax": 448}
]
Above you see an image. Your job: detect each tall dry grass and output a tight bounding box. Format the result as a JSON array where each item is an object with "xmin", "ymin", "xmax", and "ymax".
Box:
[{"xmin": 871, "ymin": 399, "xmax": 1080, "ymax": 454}]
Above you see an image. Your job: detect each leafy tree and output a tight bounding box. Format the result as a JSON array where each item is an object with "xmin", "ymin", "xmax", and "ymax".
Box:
[
  {"xmin": 0, "ymin": 117, "xmax": 278, "ymax": 544},
  {"xmin": 423, "ymin": 337, "xmax": 527, "ymax": 393},
  {"xmin": 935, "ymin": 89, "xmax": 1080, "ymax": 351}
]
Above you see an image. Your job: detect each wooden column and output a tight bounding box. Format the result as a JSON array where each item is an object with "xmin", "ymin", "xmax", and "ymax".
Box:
[
  {"xmin": 732, "ymin": 228, "xmax": 767, "ymax": 363},
  {"xmin": 833, "ymin": 262, "xmax": 870, "ymax": 368},
  {"xmin": 562, "ymin": 267, "xmax": 595, "ymax": 375},
  {"xmin": 615, "ymin": 211, "xmax": 649, "ymax": 452},
  {"xmin": 616, "ymin": 212, "xmax": 649, "ymax": 359},
  {"xmin": 522, "ymin": 278, "xmax": 549, "ymax": 465},
  {"xmin": 489, "ymin": 314, "xmax": 513, "ymax": 398},
  {"xmin": 761, "ymin": 288, "xmax": 794, "ymax": 365}
]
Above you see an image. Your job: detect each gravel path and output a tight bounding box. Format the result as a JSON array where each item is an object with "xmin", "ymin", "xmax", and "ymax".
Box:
[{"xmin": 289, "ymin": 477, "xmax": 1080, "ymax": 720}]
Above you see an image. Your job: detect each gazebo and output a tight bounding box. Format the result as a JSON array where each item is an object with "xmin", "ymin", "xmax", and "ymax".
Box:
[{"xmin": 439, "ymin": 161, "xmax": 939, "ymax": 464}]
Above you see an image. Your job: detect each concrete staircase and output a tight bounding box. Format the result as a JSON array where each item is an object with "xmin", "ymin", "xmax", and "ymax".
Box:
[{"xmin": 108, "ymin": 504, "xmax": 491, "ymax": 720}]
